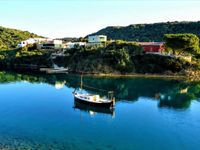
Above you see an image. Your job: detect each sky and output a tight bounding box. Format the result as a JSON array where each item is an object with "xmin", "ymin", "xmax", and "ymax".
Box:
[{"xmin": 0, "ymin": 0, "xmax": 200, "ymax": 38}]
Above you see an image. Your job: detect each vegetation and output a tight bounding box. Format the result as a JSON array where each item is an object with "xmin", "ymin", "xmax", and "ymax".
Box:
[
  {"xmin": 89, "ymin": 21, "xmax": 200, "ymax": 41},
  {"xmin": 0, "ymin": 25, "xmax": 199, "ymax": 76},
  {"xmin": 133, "ymin": 54, "xmax": 193, "ymax": 73},
  {"xmin": 0, "ymin": 26, "xmax": 50, "ymax": 69},
  {"xmin": 0, "ymin": 26, "xmax": 40, "ymax": 50},
  {"xmin": 164, "ymin": 34, "xmax": 200, "ymax": 55},
  {"xmin": 0, "ymin": 44, "xmax": 52, "ymax": 69},
  {"xmin": 54, "ymin": 41, "xmax": 143, "ymax": 73},
  {"xmin": 54, "ymin": 40, "xmax": 199, "ymax": 74}
]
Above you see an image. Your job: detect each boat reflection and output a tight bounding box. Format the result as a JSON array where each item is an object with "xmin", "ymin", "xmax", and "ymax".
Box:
[
  {"xmin": 73, "ymin": 101, "xmax": 115, "ymax": 117},
  {"xmin": 55, "ymin": 81, "xmax": 66, "ymax": 90}
]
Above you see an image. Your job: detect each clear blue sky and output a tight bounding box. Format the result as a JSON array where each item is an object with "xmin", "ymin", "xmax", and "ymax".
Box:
[{"xmin": 0, "ymin": 0, "xmax": 200, "ymax": 38}]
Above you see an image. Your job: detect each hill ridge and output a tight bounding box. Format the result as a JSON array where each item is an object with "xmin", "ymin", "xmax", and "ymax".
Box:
[
  {"xmin": 0, "ymin": 26, "xmax": 41, "ymax": 50},
  {"xmin": 89, "ymin": 21, "xmax": 200, "ymax": 42}
]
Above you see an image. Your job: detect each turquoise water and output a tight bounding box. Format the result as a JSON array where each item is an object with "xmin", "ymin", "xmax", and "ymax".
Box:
[{"xmin": 0, "ymin": 72, "xmax": 200, "ymax": 150}]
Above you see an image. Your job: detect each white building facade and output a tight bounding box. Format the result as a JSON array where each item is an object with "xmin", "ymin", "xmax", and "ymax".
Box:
[
  {"xmin": 17, "ymin": 38, "xmax": 53, "ymax": 48},
  {"xmin": 37, "ymin": 40, "xmax": 63, "ymax": 50},
  {"xmin": 88, "ymin": 35, "xmax": 107, "ymax": 46},
  {"xmin": 66, "ymin": 42, "xmax": 86, "ymax": 49}
]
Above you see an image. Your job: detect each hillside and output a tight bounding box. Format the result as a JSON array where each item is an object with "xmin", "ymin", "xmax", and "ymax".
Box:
[
  {"xmin": 89, "ymin": 21, "xmax": 200, "ymax": 42},
  {"xmin": 53, "ymin": 41, "xmax": 199, "ymax": 75},
  {"xmin": 0, "ymin": 26, "xmax": 40, "ymax": 50}
]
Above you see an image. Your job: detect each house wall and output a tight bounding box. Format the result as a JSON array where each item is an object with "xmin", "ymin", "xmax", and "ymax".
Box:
[
  {"xmin": 141, "ymin": 45, "xmax": 165, "ymax": 53},
  {"xmin": 88, "ymin": 35, "xmax": 107, "ymax": 43},
  {"xmin": 53, "ymin": 40, "xmax": 62, "ymax": 45},
  {"xmin": 142, "ymin": 45, "xmax": 161, "ymax": 52},
  {"xmin": 17, "ymin": 38, "xmax": 54, "ymax": 48},
  {"xmin": 66, "ymin": 42, "xmax": 86, "ymax": 49},
  {"xmin": 37, "ymin": 44, "xmax": 63, "ymax": 50}
]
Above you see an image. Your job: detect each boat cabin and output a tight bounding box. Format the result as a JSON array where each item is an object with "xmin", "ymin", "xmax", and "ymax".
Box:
[{"xmin": 79, "ymin": 94, "xmax": 100, "ymax": 102}]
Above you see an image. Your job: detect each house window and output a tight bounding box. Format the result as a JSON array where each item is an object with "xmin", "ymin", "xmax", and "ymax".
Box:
[
  {"xmin": 99, "ymin": 37, "xmax": 105, "ymax": 40},
  {"xmin": 43, "ymin": 44, "xmax": 55, "ymax": 47}
]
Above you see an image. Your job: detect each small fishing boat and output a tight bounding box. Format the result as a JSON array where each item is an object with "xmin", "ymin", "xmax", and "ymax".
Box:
[
  {"xmin": 73, "ymin": 92, "xmax": 115, "ymax": 109},
  {"xmin": 72, "ymin": 76, "xmax": 115, "ymax": 109}
]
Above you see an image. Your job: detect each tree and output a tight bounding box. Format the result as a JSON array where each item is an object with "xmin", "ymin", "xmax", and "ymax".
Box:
[
  {"xmin": 0, "ymin": 39, "xmax": 7, "ymax": 50},
  {"xmin": 164, "ymin": 33, "xmax": 200, "ymax": 55},
  {"xmin": 105, "ymin": 48, "xmax": 133, "ymax": 72},
  {"xmin": 105, "ymin": 40, "xmax": 143, "ymax": 55}
]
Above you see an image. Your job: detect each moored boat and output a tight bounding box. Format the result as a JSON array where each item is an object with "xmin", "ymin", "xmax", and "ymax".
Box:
[
  {"xmin": 72, "ymin": 75, "xmax": 115, "ymax": 109},
  {"xmin": 73, "ymin": 92, "xmax": 115, "ymax": 109}
]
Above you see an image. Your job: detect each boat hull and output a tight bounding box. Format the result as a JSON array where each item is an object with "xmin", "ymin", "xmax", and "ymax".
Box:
[{"xmin": 74, "ymin": 97, "xmax": 114, "ymax": 109}]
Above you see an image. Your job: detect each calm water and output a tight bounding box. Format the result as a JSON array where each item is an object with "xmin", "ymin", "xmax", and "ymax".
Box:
[{"xmin": 0, "ymin": 71, "xmax": 199, "ymax": 150}]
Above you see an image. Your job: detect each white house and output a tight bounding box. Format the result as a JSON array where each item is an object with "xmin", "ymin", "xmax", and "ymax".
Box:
[
  {"xmin": 88, "ymin": 35, "xmax": 107, "ymax": 46},
  {"xmin": 17, "ymin": 38, "xmax": 53, "ymax": 48},
  {"xmin": 53, "ymin": 40, "xmax": 63, "ymax": 45},
  {"xmin": 65, "ymin": 42, "xmax": 86, "ymax": 49},
  {"xmin": 37, "ymin": 39, "xmax": 63, "ymax": 50},
  {"xmin": 17, "ymin": 38, "xmax": 36, "ymax": 48}
]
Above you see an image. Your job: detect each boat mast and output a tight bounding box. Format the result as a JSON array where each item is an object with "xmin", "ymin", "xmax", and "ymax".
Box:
[
  {"xmin": 80, "ymin": 75, "xmax": 83, "ymax": 92},
  {"xmin": 108, "ymin": 91, "xmax": 115, "ymax": 107}
]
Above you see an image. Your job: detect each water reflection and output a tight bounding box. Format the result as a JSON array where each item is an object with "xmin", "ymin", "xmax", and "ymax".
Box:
[
  {"xmin": 159, "ymin": 93, "xmax": 194, "ymax": 109},
  {"xmin": 0, "ymin": 71, "xmax": 199, "ymax": 110},
  {"xmin": 55, "ymin": 81, "xmax": 66, "ymax": 90},
  {"xmin": 74, "ymin": 101, "xmax": 115, "ymax": 117}
]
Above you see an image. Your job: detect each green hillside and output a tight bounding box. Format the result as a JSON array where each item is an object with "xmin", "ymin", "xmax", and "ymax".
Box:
[
  {"xmin": 0, "ymin": 26, "xmax": 40, "ymax": 50},
  {"xmin": 89, "ymin": 21, "xmax": 200, "ymax": 42}
]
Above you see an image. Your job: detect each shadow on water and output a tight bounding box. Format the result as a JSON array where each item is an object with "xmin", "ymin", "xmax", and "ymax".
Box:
[
  {"xmin": 73, "ymin": 101, "xmax": 115, "ymax": 117},
  {"xmin": 0, "ymin": 71, "xmax": 200, "ymax": 110}
]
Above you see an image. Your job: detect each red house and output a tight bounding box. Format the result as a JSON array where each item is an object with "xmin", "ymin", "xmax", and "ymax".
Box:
[{"xmin": 139, "ymin": 42, "xmax": 165, "ymax": 53}]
